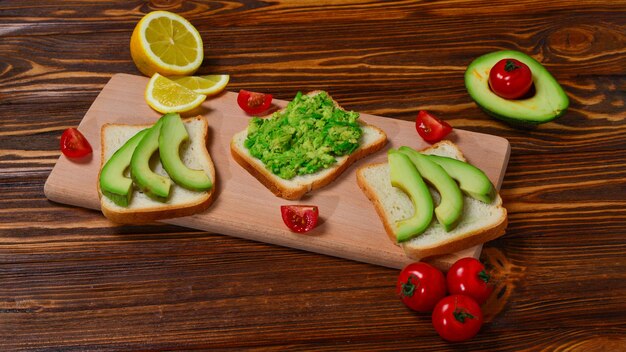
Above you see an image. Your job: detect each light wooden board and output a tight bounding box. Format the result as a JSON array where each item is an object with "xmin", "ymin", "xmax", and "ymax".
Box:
[{"xmin": 44, "ymin": 73, "xmax": 510, "ymax": 270}]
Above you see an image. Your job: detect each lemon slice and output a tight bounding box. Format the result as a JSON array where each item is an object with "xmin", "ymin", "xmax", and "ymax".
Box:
[
  {"xmin": 145, "ymin": 73, "xmax": 206, "ymax": 113},
  {"xmin": 130, "ymin": 11, "xmax": 203, "ymax": 77},
  {"xmin": 169, "ymin": 74, "xmax": 230, "ymax": 95}
]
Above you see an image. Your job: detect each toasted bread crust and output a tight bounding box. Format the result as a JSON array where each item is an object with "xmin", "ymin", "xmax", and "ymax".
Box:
[
  {"xmin": 231, "ymin": 91, "xmax": 387, "ymax": 200},
  {"xmin": 356, "ymin": 141, "xmax": 508, "ymax": 260},
  {"xmin": 403, "ymin": 210, "xmax": 507, "ymax": 259},
  {"xmin": 356, "ymin": 163, "xmax": 399, "ymax": 243},
  {"xmin": 229, "ymin": 136, "xmax": 298, "ymax": 198},
  {"xmin": 100, "ymin": 192, "xmax": 215, "ymax": 224},
  {"xmin": 421, "ymin": 140, "xmax": 467, "ymax": 162},
  {"xmin": 230, "ymin": 136, "xmax": 302, "ymax": 199},
  {"xmin": 98, "ymin": 115, "xmax": 216, "ymax": 224},
  {"xmin": 308, "ymin": 124, "xmax": 387, "ymax": 193}
]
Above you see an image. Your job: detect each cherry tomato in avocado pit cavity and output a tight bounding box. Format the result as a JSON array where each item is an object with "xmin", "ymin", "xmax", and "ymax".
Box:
[
  {"xmin": 488, "ymin": 58, "xmax": 533, "ymax": 100},
  {"xmin": 397, "ymin": 262, "xmax": 447, "ymax": 313},
  {"xmin": 432, "ymin": 294, "xmax": 484, "ymax": 342},
  {"xmin": 280, "ymin": 205, "xmax": 319, "ymax": 233},
  {"xmin": 447, "ymin": 257, "xmax": 495, "ymax": 305},
  {"xmin": 60, "ymin": 128, "xmax": 92, "ymax": 158},
  {"xmin": 237, "ymin": 89, "xmax": 273, "ymax": 115},
  {"xmin": 415, "ymin": 110, "xmax": 453, "ymax": 144}
]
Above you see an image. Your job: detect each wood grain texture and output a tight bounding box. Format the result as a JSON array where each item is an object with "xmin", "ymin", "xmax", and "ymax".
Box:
[{"xmin": 1, "ymin": 0, "xmax": 625, "ymax": 351}]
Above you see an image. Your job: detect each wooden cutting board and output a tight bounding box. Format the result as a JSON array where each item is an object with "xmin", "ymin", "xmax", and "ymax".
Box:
[{"xmin": 44, "ymin": 73, "xmax": 510, "ymax": 270}]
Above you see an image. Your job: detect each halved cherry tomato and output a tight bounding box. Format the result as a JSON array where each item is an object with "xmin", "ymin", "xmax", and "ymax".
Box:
[
  {"xmin": 415, "ymin": 110, "xmax": 452, "ymax": 144},
  {"xmin": 60, "ymin": 128, "xmax": 92, "ymax": 158},
  {"xmin": 397, "ymin": 262, "xmax": 447, "ymax": 313},
  {"xmin": 488, "ymin": 58, "xmax": 533, "ymax": 99},
  {"xmin": 237, "ymin": 89, "xmax": 273, "ymax": 115},
  {"xmin": 447, "ymin": 257, "xmax": 495, "ymax": 305},
  {"xmin": 432, "ymin": 294, "xmax": 483, "ymax": 342},
  {"xmin": 280, "ymin": 205, "xmax": 319, "ymax": 233}
]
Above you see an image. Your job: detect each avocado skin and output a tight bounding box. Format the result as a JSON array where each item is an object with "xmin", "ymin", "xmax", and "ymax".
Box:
[
  {"xmin": 426, "ymin": 154, "xmax": 495, "ymax": 204},
  {"xmin": 398, "ymin": 147, "xmax": 464, "ymax": 232},
  {"xmin": 479, "ymin": 105, "xmax": 568, "ymax": 129},
  {"xmin": 159, "ymin": 114, "xmax": 212, "ymax": 191},
  {"xmin": 388, "ymin": 149, "xmax": 434, "ymax": 242},
  {"xmin": 130, "ymin": 117, "xmax": 171, "ymax": 201},
  {"xmin": 465, "ymin": 50, "xmax": 569, "ymax": 126},
  {"xmin": 99, "ymin": 128, "xmax": 149, "ymax": 207}
]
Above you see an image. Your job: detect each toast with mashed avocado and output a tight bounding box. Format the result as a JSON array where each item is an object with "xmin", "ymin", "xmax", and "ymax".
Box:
[
  {"xmin": 231, "ymin": 91, "xmax": 387, "ymax": 199},
  {"xmin": 98, "ymin": 115, "xmax": 216, "ymax": 223}
]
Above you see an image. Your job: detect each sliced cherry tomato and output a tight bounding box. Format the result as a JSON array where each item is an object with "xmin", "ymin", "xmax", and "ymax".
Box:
[
  {"xmin": 237, "ymin": 89, "xmax": 273, "ymax": 115},
  {"xmin": 280, "ymin": 205, "xmax": 319, "ymax": 233},
  {"xmin": 397, "ymin": 262, "xmax": 447, "ymax": 313},
  {"xmin": 488, "ymin": 58, "xmax": 533, "ymax": 99},
  {"xmin": 60, "ymin": 127, "xmax": 92, "ymax": 158},
  {"xmin": 432, "ymin": 294, "xmax": 483, "ymax": 342},
  {"xmin": 415, "ymin": 110, "xmax": 452, "ymax": 144},
  {"xmin": 447, "ymin": 257, "xmax": 495, "ymax": 305}
]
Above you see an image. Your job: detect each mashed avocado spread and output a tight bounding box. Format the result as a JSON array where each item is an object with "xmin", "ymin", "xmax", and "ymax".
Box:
[{"xmin": 244, "ymin": 91, "xmax": 363, "ymax": 180}]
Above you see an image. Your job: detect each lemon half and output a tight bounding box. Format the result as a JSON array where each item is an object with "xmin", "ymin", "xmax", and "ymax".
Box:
[
  {"xmin": 169, "ymin": 74, "xmax": 230, "ymax": 95},
  {"xmin": 145, "ymin": 73, "xmax": 206, "ymax": 113},
  {"xmin": 131, "ymin": 11, "xmax": 204, "ymax": 77}
]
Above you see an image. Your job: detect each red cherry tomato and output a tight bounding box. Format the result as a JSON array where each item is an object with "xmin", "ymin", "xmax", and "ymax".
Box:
[
  {"xmin": 488, "ymin": 58, "xmax": 533, "ymax": 99},
  {"xmin": 280, "ymin": 205, "xmax": 319, "ymax": 233},
  {"xmin": 237, "ymin": 89, "xmax": 273, "ymax": 115},
  {"xmin": 447, "ymin": 257, "xmax": 495, "ymax": 305},
  {"xmin": 60, "ymin": 128, "xmax": 92, "ymax": 158},
  {"xmin": 432, "ymin": 294, "xmax": 483, "ymax": 342},
  {"xmin": 415, "ymin": 110, "xmax": 452, "ymax": 144},
  {"xmin": 397, "ymin": 262, "xmax": 447, "ymax": 313}
]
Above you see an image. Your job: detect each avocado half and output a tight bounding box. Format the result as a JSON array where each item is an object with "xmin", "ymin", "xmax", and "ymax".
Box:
[{"xmin": 465, "ymin": 50, "xmax": 569, "ymax": 126}]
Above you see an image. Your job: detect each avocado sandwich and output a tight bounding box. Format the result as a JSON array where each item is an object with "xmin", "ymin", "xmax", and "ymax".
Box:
[
  {"xmin": 357, "ymin": 141, "xmax": 507, "ymax": 259},
  {"xmin": 98, "ymin": 114, "xmax": 216, "ymax": 223},
  {"xmin": 231, "ymin": 90, "xmax": 387, "ymax": 200}
]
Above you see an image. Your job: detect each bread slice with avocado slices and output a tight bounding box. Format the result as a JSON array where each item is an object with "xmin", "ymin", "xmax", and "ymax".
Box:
[
  {"xmin": 98, "ymin": 115, "xmax": 216, "ymax": 223},
  {"xmin": 231, "ymin": 90, "xmax": 387, "ymax": 200},
  {"xmin": 356, "ymin": 140, "xmax": 507, "ymax": 260}
]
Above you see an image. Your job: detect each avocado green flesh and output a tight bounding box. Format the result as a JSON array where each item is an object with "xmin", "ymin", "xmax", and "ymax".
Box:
[
  {"xmin": 244, "ymin": 91, "xmax": 362, "ymax": 180},
  {"xmin": 130, "ymin": 118, "xmax": 171, "ymax": 200},
  {"xmin": 99, "ymin": 128, "xmax": 149, "ymax": 207},
  {"xmin": 159, "ymin": 114, "xmax": 212, "ymax": 191},
  {"xmin": 399, "ymin": 147, "xmax": 463, "ymax": 232},
  {"xmin": 465, "ymin": 50, "xmax": 569, "ymax": 124},
  {"xmin": 388, "ymin": 150, "xmax": 434, "ymax": 242},
  {"xmin": 426, "ymin": 155, "xmax": 495, "ymax": 204}
]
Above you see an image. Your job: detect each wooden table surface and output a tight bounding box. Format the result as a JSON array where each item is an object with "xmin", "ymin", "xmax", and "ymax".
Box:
[{"xmin": 1, "ymin": 1, "xmax": 625, "ymax": 351}]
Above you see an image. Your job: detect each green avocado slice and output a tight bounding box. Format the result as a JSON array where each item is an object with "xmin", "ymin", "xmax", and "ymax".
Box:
[
  {"xmin": 465, "ymin": 50, "xmax": 569, "ymax": 125},
  {"xmin": 159, "ymin": 113, "xmax": 212, "ymax": 191},
  {"xmin": 99, "ymin": 128, "xmax": 150, "ymax": 207},
  {"xmin": 388, "ymin": 149, "xmax": 434, "ymax": 242},
  {"xmin": 399, "ymin": 146, "xmax": 464, "ymax": 232},
  {"xmin": 130, "ymin": 117, "xmax": 171, "ymax": 201},
  {"xmin": 426, "ymin": 155, "xmax": 496, "ymax": 204}
]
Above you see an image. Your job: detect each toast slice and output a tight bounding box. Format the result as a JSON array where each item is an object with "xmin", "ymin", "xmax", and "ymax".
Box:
[
  {"xmin": 356, "ymin": 140, "xmax": 507, "ymax": 259},
  {"xmin": 231, "ymin": 91, "xmax": 387, "ymax": 200},
  {"xmin": 98, "ymin": 116, "xmax": 216, "ymax": 223}
]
